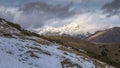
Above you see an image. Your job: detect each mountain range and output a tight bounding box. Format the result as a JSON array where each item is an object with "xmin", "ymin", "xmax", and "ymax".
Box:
[
  {"xmin": 34, "ymin": 23, "xmax": 90, "ymax": 39},
  {"xmin": 0, "ymin": 18, "xmax": 120, "ymax": 68}
]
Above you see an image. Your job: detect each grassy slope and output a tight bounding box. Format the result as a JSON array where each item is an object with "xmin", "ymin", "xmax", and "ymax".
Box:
[{"xmin": 41, "ymin": 35, "xmax": 120, "ymax": 68}]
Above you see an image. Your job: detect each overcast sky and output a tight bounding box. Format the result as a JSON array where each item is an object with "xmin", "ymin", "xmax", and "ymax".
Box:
[{"xmin": 0, "ymin": 0, "xmax": 120, "ymax": 32}]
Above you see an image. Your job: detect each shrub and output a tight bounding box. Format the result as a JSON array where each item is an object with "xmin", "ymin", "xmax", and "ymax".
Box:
[
  {"xmin": 7, "ymin": 21, "xmax": 22, "ymax": 31},
  {"xmin": 30, "ymin": 32, "xmax": 41, "ymax": 37},
  {"xmin": 118, "ymin": 50, "xmax": 120, "ymax": 52},
  {"xmin": 115, "ymin": 53, "xmax": 118, "ymax": 56},
  {"xmin": 21, "ymin": 29, "xmax": 41, "ymax": 37},
  {"xmin": 3, "ymin": 33, "xmax": 12, "ymax": 37},
  {"xmin": 21, "ymin": 29, "xmax": 31, "ymax": 36},
  {"xmin": 26, "ymin": 51, "xmax": 39, "ymax": 58},
  {"xmin": 118, "ymin": 45, "xmax": 120, "ymax": 48},
  {"xmin": 101, "ymin": 50, "xmax": 107, "ymax": 56},
  {"xmin": 0, "ymin": 18, "xmax": 2, "ymax": 22},
  {"xmin": 87, "ymin": 51, "xmax": 120, "ymax": 68}
]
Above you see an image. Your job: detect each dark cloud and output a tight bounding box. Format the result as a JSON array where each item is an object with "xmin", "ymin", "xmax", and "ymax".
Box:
[
  {"xmin": 16, "ymin": 2, "xmax": 76, "ymax": 28},
  {"xmin": 19, "ymin": 2, "xmax": 75, "ymax": 18},
  {"xmin": 0, "ymin": 1, "xmax": 77, "ymax": 28},
  {"xmin": 0, "ymin": 0, "xmax": 114, "ymax": 29},
  {"xmin": 102, "ymin": 0, "xmax": 120, "ymax": 17}
]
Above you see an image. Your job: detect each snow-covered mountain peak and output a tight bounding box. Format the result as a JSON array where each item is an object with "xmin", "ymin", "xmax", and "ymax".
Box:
[{"xmin": 35, "ymin": 23, "xmax": 82, "ymax": 35}]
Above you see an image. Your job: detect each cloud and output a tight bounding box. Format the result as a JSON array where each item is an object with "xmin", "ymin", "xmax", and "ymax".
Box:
[
  {"xmin": 0, "ymin": 6, "xmax": 45, "ymax": 28},
  {"xmin": 0, "ymin": 0, "xmax": 119, "ymax": 34},
  {"xmin": 19, "ymin": 2, "xmax": 75, "ymax": 19},
  {"xmin": 67, "ymin": 13, "xmax": 110, "ymax": 33},
  {"xmin": 102, "ymin": 0, "xmax": 120, "ymax": 17},
  {"xmin": 19, "ymin": 1, "xmax": 77, "ymax": 28},
  {"xmin": 36, "ymin": 11, "xmax": 120, "ymax": 35},
  {"xmin": 1, "ymin": 4, "xmax": 119, "ymax": 34},
  {"xmin": 0, "ymin": 1, "xmax": 77, "ymax": 28},
  {"xmin": 71, "ymin": 12, "xmax": 120, "ymax": 33},
  {"xmin": 0, "ymin": 6, "xmax": 18, "ymax": 21}
]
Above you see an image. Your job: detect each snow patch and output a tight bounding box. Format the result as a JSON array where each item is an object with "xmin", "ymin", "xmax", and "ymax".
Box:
[{"xmin": 0, "ymin": 36, "xmax": 96, "ymax": 68}]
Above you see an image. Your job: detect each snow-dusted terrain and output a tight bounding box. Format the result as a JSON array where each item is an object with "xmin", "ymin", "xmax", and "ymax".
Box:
[
  {"xmin": 0, "ymin": 18, "xmax": 114, "ymax": 68},
  {"xmin": 0, "ymin": 36, "xmax": 96, "ymax": 68}
]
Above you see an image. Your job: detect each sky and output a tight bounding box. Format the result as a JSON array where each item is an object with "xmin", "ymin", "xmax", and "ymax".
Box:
[{"xmin": 0, "ymin": 0, "xmax": 120, "ymax": 33}]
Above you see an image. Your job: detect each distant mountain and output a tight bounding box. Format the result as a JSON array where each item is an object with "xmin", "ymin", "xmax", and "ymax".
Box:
[
  {"xmin": 87, "ymin": 27, "xmax": 120, "ymax": 44},
  {"xmin": 76, "ymin": 32, "xmax": 91, "ymax": 39},
  {"xmin": 35, "ymin": 23, "xmax": 90, "ymax": 39},
  {"xmin": 35, "ymin": 23, "xmax": 80, "ymax": 35}
]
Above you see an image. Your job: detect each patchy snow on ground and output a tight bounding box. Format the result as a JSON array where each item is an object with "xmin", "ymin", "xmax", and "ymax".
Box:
[{"xmin": 0, "ymin": 36, "xmax": 97, "ymax": 68}]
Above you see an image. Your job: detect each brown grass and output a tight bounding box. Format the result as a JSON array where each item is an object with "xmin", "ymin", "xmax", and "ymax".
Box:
[{"xmin": 41, "ymin": 35, "xmax": 119, "ymax": 68}]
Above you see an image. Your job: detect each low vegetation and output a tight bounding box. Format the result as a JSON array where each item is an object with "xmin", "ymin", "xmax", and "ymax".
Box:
[
  {"xmin": 20, "ymin": 29, "xmax": 41, "ymax": 37},
  {"xmin": 5, "ymin": 20, "xmax": 41, "ymax": 37},
  {"xmin": 6, "ymin": 21, "xmax": 22, "ymax": 31},
  {"xmin": 41, "ymin": 35, "xmax": 120, "ymax": 68},
  {"xmin": 61, "ymin": 59, "xmax": 82, "ymax": 68},
  {"xmin": 87, "ymin": 51, "xmax": 120, "ymax": 68},
  {"xmin": 2, "ymin": 33, "xmax": 12, "ymax": 37}
]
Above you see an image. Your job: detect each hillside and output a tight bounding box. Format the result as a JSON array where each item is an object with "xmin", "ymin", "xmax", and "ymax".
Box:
[
  {"xmin": 0, "ymin": 18, "xmax": 115, "ymax": 68},
  {"xmin": 42, "ymin": 35, "xmax": 120, "ymax": 68},
  {"xmin": 87, "ymin": 27, "xmax": 120, "ymax": 44}
]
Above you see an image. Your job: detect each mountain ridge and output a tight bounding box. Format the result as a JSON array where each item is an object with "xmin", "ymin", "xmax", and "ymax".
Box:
[{"xmin": 87, "ymin": 27, "xmax": 120, "ymax": 44}]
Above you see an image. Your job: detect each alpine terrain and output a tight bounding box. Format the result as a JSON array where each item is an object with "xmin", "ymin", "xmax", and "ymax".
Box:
[{"xmin": 0, "ymin": 18, "xmax": 115, "ymax": 68}]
